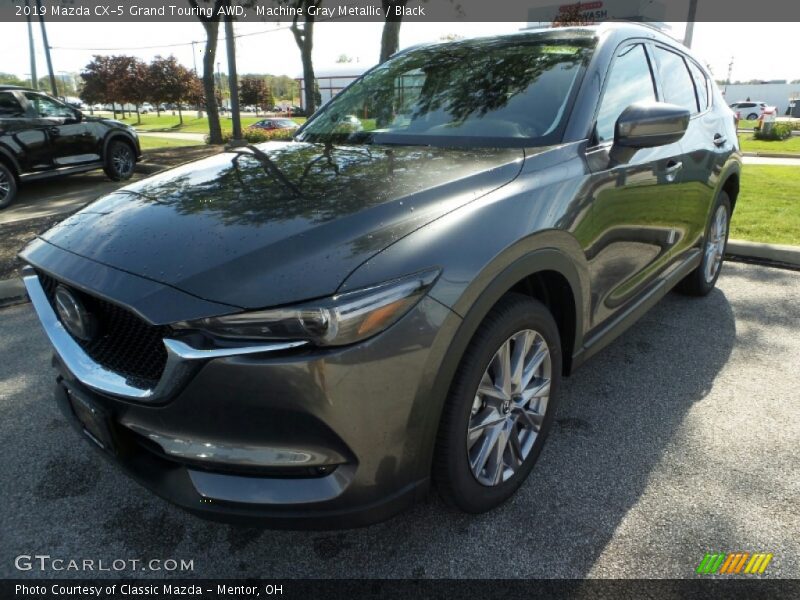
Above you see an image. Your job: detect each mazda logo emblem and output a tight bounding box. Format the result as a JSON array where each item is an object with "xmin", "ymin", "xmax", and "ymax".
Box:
[{"xmin": 54, "ymin": 285, "xmax": 97, "ymax": 342}]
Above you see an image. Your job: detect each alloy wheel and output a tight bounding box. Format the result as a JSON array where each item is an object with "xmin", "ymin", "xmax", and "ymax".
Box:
[
  {"xmin": 0, "ymin": 170, "xmax": 9, "ymax": 202},
  {"xmin": 112, "ymin": 145, "xmax": 134, "ymax": 177},
  {"xmin": 467, "ymin": 329, "xmax": 551, "ymax": 486},
  {"xmin": 704, "ymin": 204, "xmax": 727, "ymax": 283}
]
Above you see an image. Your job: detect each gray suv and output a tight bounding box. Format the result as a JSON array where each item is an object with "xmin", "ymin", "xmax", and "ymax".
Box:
[{"xmin": 22, "ymin": 23, "xmax": 740, "ymax": 527}]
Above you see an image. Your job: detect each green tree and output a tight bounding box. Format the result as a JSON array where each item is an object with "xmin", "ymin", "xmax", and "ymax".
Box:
[
  {"xmin": 239, "ymin": 77, "xmax": 267, "ymax": 115},
  {"xmin": 0, "ymin": 73, "xmax": 28, "ymax": 86},
  {"xmin": 147, "ymin": 55, "xmax": 196, "ymax": 123},
  {"xmin": 106, "ymin": 56, "xmax": 149, "ymax": 124},
  {"xmin": 80, "ymin": 56, "xmax": 118, "ymax": 117}
]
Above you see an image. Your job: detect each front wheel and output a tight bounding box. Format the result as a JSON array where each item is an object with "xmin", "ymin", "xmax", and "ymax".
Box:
[
  {"xmin": 104, "ymin": 139, "xmax": 136, "ymax": 181},
  {"xmin": 746, "ymin": 112, "xmax": 759, "ymax": 121},
  {"xmin": 434, "ymin": 294, "xmax": 561, "ymax": 513},
  {"xmin": 677, "ymin": 191, "xmax": 731, "ymax": 296},
  {"xmin": 0, "ymin": 162, "xmax": 17, "ymax": 209}
]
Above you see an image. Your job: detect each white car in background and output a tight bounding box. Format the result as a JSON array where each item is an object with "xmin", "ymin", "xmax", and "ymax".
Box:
[{"xmin": 729, "ymin": 101, "xmax": 767, "ymax": 120}]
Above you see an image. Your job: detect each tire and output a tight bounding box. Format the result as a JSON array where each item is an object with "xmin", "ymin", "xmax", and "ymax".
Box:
[
  {"xmin": 746, "ymin": 112, "xmax": 758, "ymax": 120},
  {"xmin": 677, "ymin": 191, "xmax": 731, "ymax": 297},
  {"xmin": 103, "ymin": 139, "xmax": 136, "ymax": 181},
  {"xmin": 434, "ymin": 293, "xmax": 562, "ymax": 513},
  {"xmin": 0, "ymin": 162, "xmax": 18, "ymax": 210}
]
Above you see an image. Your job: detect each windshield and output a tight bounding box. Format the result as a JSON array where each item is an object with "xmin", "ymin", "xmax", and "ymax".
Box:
[{"xmin": 298, "ymin": 35, "xmax": 595, "ymax": 147}]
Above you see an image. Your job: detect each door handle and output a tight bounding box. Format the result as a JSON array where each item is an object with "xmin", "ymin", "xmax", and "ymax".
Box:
[
  {"xmin": 713, "ymin": 134, "xmax": 726, "ymax": 147},
  {"xmin": 664, "ymin": 160, "xmax": 682, "ymax": 182}
]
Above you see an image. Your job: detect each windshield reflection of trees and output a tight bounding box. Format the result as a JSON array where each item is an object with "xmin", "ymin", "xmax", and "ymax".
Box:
[{"xmin": 303, "ymin": 37, "xmax": 592, "ymax": 141}]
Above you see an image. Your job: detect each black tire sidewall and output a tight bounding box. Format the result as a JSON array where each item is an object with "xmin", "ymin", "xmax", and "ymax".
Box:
[
  {"xmin": 677, "ymin": 191, "xmax": 731, "ymax": 296},
  {"xmin": 0, "ymin": 163, "xmax": 17, "ymax": 209},
  {"xmin": 104, "ymin": 140, "xmax": 135, "ymax": 181},
  {"xmin": 436, "ymin": 294, "xmax": 562, "ymax": 513},
  {"xmin": 699, "ymin": 191, "xmax": 732, "ymax": 292}
]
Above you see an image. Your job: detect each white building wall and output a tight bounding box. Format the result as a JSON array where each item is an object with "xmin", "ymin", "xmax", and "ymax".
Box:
[{"xmin": 719, "ymin": 83, "xmax": 800, "ymax": 115}]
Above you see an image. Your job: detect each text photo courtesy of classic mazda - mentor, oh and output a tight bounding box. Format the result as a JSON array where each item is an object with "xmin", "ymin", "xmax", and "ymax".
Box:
[{"xmin": 17, "ymin": 22, "xmax": 741, "ymax": 528}]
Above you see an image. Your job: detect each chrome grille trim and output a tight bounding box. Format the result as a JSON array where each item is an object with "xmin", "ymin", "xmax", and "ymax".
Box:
[{"xmin": 23, "ymin": 270, "xmax": 308, "ymax": 402}]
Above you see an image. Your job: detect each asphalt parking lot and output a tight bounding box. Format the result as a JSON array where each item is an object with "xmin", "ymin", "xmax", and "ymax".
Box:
[{"xmin": 0, "ymin": 262, "xmax": 797, "ymax": 579}]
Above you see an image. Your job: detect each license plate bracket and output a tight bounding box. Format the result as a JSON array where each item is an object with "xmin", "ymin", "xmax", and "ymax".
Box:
[{"xmin": 65, "ymin": 386, "xmax": 116, "ymax": 454}]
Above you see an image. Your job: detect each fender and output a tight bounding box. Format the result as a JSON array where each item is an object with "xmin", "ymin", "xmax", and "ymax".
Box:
[
  {"xmin": 102, "ymin": 130, "xmax": 141, "ymax": 159},
  {"xmin": 715, "ymin": 157, "xmax": 742, "ymax": 207},
  {"xmin": 414, "ymin": 244, "xmax": 589, "ymax": 478}
]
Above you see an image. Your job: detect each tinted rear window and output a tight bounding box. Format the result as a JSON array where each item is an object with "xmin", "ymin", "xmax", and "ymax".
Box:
[{"xmin": 687, "ymin": 61, "xmax": 709, "ymax": 111}]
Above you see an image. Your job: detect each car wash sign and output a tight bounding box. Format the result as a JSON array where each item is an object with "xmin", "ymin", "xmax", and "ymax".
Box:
[{"xmin": 527, "ymin": 0, "xmax": 666, "ymax": 26}]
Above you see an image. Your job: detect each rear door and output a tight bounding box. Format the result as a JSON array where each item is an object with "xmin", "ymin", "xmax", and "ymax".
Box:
[
  {"xmin": 583, "ymin": 42, "xmax": 688, "ymax": 329},
  {"xmin": 652, "ymin": 49, "xmax": 729, "ymax": 263}
]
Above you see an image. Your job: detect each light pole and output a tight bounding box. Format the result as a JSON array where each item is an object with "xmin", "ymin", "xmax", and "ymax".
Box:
[
  {"xmin": 191, "ymin": 40, "xmax": 199, "ymax": 75},
  {"xmin": 25, "ymin": 0, "xmax": 38, "ymax": 89},
  {"xmin": 35, "ymin": 0, "xmax": 58, "ymax": 96}
]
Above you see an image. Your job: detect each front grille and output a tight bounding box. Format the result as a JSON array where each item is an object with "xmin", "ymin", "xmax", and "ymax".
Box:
[{"xmin": 38, "ymin": 272, "xmax": 170, "ymax": 389}]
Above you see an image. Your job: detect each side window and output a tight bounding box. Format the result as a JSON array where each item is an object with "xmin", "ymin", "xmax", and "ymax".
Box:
[
  {"xmin": 595, "ymin": 44, "xmax": 656, "ymax": 143},
  {"xmin": 687, "ymin": 61, "xmax": 709, "ymax": 111},
  {"xmin": 23, "ymin": 92, "xmax": 75, "ymax": 118},
  {"xmin": 0, "ymin": 92, "xmax": 25, "ymax": 118},
  {"xmin": 653, "ymin": 47, "xmax": 699, "ymax": 113}
]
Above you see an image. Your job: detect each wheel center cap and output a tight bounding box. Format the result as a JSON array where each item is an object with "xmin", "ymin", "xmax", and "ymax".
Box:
[{"xmin": 502, "ymin": 399, "xmax": 511, "ymax": 414}]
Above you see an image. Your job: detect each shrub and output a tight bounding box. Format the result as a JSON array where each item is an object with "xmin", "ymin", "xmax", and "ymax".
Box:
[
  {"xmin": 205, "ymin": 128, "xmax": 295, "ymax": 145},
  {"xmin": 754, "ymin": 122, "xmax": 792, "ymax": 141}
]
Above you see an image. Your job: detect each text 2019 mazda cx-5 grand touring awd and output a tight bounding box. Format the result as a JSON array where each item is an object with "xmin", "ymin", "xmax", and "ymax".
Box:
[{"xmin": 21, "ymin": 23, "xmax": 740, "ymax": 527}]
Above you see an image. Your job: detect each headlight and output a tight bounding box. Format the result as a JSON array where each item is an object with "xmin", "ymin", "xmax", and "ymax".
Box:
[{"xmin": 175, "ymin": 269, "xmax": 440, "ymax": 347}]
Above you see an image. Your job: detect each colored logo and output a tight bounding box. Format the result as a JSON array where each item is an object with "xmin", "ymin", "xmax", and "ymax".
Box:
[{"xmin": 696, "ymin": 552, "xmax": 773, "ymax": 575}]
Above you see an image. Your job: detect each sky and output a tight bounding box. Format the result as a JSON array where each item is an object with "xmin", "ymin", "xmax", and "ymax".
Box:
[{"xmin": 0, "ymin": 20, "xmax": 797, "ymax": 85}]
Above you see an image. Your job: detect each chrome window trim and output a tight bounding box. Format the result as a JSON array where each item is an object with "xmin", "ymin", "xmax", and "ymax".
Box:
[{"xmin": 23, "ymin": 272, "xmax": 307, "ymax": 402}]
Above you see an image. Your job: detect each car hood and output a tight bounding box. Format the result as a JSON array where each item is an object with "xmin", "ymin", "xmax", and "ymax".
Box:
[{"xmin": 38, "ymin": 141, "xmax": 524, "ymax": 309}]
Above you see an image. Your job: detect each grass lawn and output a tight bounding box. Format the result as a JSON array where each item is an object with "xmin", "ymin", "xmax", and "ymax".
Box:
[
  {"xmin": 120, "ymin": 113, "xmax": 306, "ymax": 134},
  {"xmin": 730, "ymin": 165, "xmax": 800, "ymax": 245},
  {"xmin": 738, "ymin": 134, "xmax": 800, "ymax": 156},
  {"xmin": 138, "ymin": 136, "xmax": 205, "ymax": 150}
]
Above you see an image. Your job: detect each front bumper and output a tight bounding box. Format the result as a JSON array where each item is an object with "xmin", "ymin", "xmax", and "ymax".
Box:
[{"xmin": 29, "ymin": 268, "xmax": 462, "ymax": 528}]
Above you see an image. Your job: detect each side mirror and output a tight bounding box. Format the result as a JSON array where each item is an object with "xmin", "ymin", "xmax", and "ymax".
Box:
[
  {"xmin": 69, "ymin": 109, "xmax": 83, "ymax": 123},
  {"xmin": 614, "ymin": 101, "xmax": 689, "ymax": 148}
]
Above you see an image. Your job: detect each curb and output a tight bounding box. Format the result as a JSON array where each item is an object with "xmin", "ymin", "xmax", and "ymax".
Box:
[
  {"xmin": 741, "ymin": 152, "xmax": 800, "ymax": 159},
  {"xmin": 0, "ymin": 277, "xmax": 26, "ymax": 308},
  {"xmin": 726, "ymin": 239, "xmax": 800, "ymax": 270}
]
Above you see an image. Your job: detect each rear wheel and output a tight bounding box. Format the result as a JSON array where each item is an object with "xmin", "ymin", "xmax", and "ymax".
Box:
[
  {"xmin": 104, "ymin": 139, "xmax": 136, "ymax": 181},
  {"xmin": 677, "ymin": 191, "xmax": 731, "ymax": 296},
  {"xmin": 0, "ymin": 162, "xmax": 17, "ymax": 209},
  {"xmin": 746, "ymin": 112, "xmax": 758, "ymax": 120},
  {"xmin": 434, "ymin": 294, "xmax": 561, "ymax": 513}
]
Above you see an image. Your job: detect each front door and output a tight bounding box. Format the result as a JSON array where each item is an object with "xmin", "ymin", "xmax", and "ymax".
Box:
[
  {"xmin": 582, "ymin": 42, "xmax": 688, "ymax": 329},
  {"xmin": 23, "ymin": 92, "xmax": 98, "ymax": 167}
]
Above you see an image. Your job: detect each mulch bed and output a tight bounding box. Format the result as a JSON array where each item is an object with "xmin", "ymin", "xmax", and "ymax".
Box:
[{"xmin": 0, "ymin": 215, "xmax": 65, "ymax": 280}]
